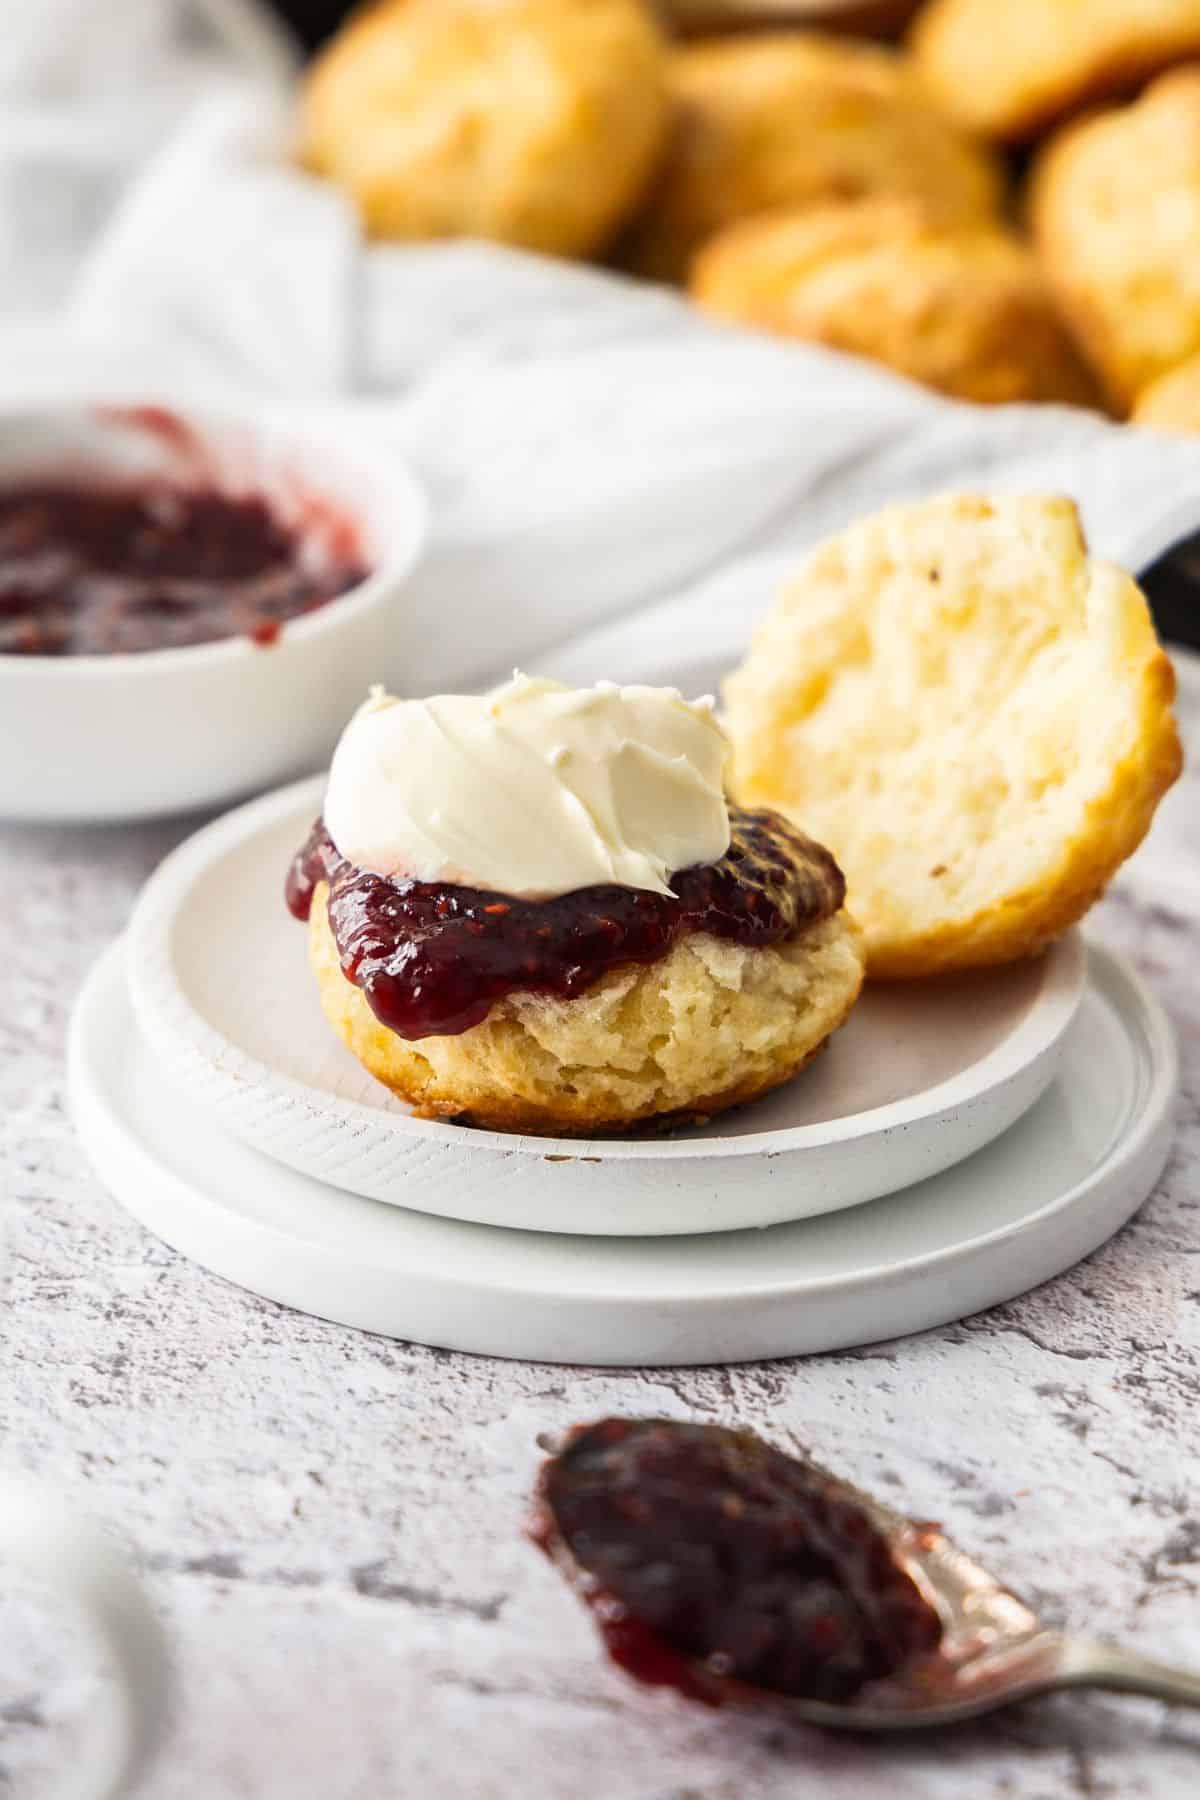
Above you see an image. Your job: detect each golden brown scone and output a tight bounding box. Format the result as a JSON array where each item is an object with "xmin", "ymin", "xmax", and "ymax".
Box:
[
  {"xmin": 301, "ymin": 0, "xmax": 669, "ymax": 257},
  {"xmin": 309, "ymin": 887, "xmax": 865, "ymax": 1135},
  {"xmin": 724, "ymin": 495, "xmax": 1181, "ymax": 979},
  {"xmin": 690, "ymin": 200, "xmax": 1101, "ymax": 408},
  {"xmin": 621, "ymin": 32, "xmax": 1004, "ymax": 283},
  {"xmin": 910, "ymin": 0, "xmax": 1200, "ymax": 141},
  {"xmin": 1134, "ymin": 350, "xmax": 1200, "ymax": 430},
  {"xmin": 1030, "ymin": 69, "xmax": 1200, "ymax": 410}
]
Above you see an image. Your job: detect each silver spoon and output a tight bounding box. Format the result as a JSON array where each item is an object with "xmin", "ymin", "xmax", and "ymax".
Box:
[
  {"xmin": 535, "ymin": 1419, "xmax": 1200, "ymax": 1730},
  {"xmin": 794, "ymin": 1480, "xmax": 1200, "ymax": 1729}
]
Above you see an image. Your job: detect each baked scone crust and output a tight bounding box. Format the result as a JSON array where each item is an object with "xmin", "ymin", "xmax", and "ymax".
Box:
[
  {"xmin": 309, "ymin": 888, "xmax": 865, "ymax": 1135},
  {"xmin": 724, "ymin": 495, "xmax": 1181, "ymax": 979},
  {"xmin": 1031, "ymin": 69, "xmax": 1200, "ymax": 410},
  {"xmin": 1134, "ymin": 350, "xmax": 1200, "ymax": 430},
  {"xmin": 910, "ymin": 0, "xmax": 1200, "ymax": 140},
  {"xmin": 622, "ymin": 32, "xmax": 1004, "ymax": 283},
  {"xmin": 690, "ymin": 200, "xmax": 1099, "ymax": 408},
  {"xmin": 301, "ymin": 0, "xmax": 669, "ymax": 257}
]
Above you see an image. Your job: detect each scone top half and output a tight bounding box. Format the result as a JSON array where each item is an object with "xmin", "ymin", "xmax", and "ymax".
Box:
[
  {"xmin": 1031, "ymin": 67, "xmax": 1200, "ymax": 412},
  {"xmin": 689, "ymin": 198, "xmax": 1101, "ymax": 410},
  {"xmin": 624, "ymin": 30, "xmax": 1005, "ymax": 283},
  {"xmin": 287, "ymin": 675, "xmax": 864, "ymax": 1135},
  {"xmin": 911, "ymin": 0, "xmax": 1200, "ymax": 141},
  {"xmin": 300, "ymin": 0, "xmax": 671, "ymax": 257},
  {"xmin": 725, "ymin": 494, "xmax": 1181, "ymax": 978}
]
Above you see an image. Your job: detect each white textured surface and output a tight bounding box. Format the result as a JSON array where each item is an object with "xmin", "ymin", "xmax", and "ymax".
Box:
[{"xmin": 2, "ymin": 701, "xmax": 1199, "ymax": 1799}]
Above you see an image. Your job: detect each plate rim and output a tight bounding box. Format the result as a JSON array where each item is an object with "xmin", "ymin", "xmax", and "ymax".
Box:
[
  {"xmin": 69, "ymin": 939, "xmax": 1177, "ymax": 1357},
  {"xmin": 125, "ymin": 773, "xmax": 1087, "ymax": 1166}
]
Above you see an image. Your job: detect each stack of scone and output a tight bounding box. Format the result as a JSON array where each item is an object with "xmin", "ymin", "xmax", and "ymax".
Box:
[
  {"xmin": 302, "ymin": 0, "xmax": 672, "ymax": 258},
  {"xmin": 912, "ymin": 0, "xmax": 1200, "ymax": 429},
  {"xmin": 629, "ymin": 26, "xmax": 1093, "ymax": 409},
  {"xmin": 299, "ymin": 0, "xmax": 1200, "ymax": 423},
  {"xmin": 289, "ymin": 495, "xmax": 1179, "ymax": 1137}
]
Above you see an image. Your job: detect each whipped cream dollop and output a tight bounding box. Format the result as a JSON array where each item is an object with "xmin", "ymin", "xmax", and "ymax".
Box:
[{"xmin": 323, "ymin": 674, "xmax": 732, "ymax": 898}]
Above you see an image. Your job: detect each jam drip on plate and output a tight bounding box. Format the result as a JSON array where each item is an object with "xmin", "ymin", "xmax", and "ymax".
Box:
[
  {"xmin": 534, "ymin": 1419, "xmax": 942, "ymax": 1707},
  {"xmin": 0, "ymin": 481, "xmax": 369, "ymax": 655},
  {"xmin": 286, "ymin": 808, "xmax": 844, "ymax": 1040}
]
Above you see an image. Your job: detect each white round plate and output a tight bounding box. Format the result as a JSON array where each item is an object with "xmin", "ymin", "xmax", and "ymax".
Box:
[
  {"xmin": 73, "ymin": 940, "xmax": 1175, "ymax": 1365},
  {"xmin": 124, "ymin": 777, "xmax": 1085, "ymax": 1237}
]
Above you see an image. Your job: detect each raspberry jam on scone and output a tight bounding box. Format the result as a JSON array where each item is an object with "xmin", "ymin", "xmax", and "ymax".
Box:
[
  {"xmin": 286, "ymin": 806, "xmax": 844, "ymax": 1039},
  {"xmin": 286, "ymin": 676, "xmax": 863, "ymax": 1134}
]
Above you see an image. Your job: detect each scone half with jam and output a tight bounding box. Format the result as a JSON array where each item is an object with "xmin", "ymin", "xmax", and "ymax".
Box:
[{"xmin": 287, "ymin": 676, "xmax": 864, "ymax": 1136}]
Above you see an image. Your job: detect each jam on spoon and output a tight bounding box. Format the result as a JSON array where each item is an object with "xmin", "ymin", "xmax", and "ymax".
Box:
[
  {"xmin": 533, "ymin": 1418, "xmax": 942, "ymax": 1709},
  {"xmin": 533, "ymin": 1418, "xmax": 1200, "ymax": 1730},
  {"xmin": 285, "ymin": 809, "xmax": 845, "ymax": 1040}
]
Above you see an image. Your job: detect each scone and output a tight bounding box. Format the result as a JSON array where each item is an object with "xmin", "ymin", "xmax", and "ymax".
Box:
[
  {"xmin": 286, "ymin": 678, "xmax": 864, "ymax": 1135},
  {"xmin": 1030, "ymin": 70, "xmax": 1200, "ymax": 409},
  {"xmin": 621, "ymin": 32, "xmax": 1004, "ymax": 283},
  {"xmin": 1134, "ymin": 351, "xmax": 1200, "ymax": 430},
  {"xmin": 301, "ymin": 0, "xmax": 669, "ymax": 257},
  {"xmin": 690, "ymin": 200, "xmax": 1100, "ymax": 408},
  {"xmin": 724, "ymin": 495, "xmax": 1181, "ymax": 979},
  {"xmin": 910, "ymin": 0, "xmax": 1200, "ymax": 140}
]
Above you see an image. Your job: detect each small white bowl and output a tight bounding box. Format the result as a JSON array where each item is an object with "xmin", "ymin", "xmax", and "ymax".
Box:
[{"xmin": 0, "ymin": 398, "xmax": 426, "ymax": 821}]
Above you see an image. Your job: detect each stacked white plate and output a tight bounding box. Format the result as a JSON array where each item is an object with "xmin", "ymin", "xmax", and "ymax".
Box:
[{"xmin": 69, "ymin": 597, "xmax": 1179, "ymax": 1365}]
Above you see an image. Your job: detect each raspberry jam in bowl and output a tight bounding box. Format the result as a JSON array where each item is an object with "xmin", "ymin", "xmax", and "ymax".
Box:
[
  {"xmin": 0, "ymin": 473, "xmax": 369, "ymax": 658},
  {"xmin": 0, "ymin": 400, "xmax": 425, "ymax": 821}
]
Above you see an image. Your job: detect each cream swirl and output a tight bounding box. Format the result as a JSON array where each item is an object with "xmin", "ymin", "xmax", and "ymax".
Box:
[{"xmin": 323, "ymin": 673, "xmax": 731, "ymax": 898}]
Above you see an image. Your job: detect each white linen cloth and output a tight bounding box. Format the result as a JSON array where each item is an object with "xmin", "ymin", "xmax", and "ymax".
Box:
[{"xmin": 1, "ymin": 1, "xmax": 1197, "ymax": 905}]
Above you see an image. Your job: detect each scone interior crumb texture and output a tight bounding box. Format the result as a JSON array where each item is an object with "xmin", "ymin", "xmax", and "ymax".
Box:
[
  {"xmin": 689, "ymin": 200, "xmax": 1100, "ymax": 408},
  {"xmin": 724, "ymin": 494, "xmax": 1181, "ymax": 979},
  {"xmin": 310, "ymin": 888, "xmax": 865, "ymax": 1136},
  {"xmin": 910, "ymin": 0, "xmax": 1200, "ymax": 140}
]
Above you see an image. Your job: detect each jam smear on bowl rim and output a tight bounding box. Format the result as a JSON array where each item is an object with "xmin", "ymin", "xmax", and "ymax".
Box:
[
  {"xmin": 532, "ymin": 1418, "xmax": 944, "ymax": 1709},
  {"xmin": 286, "ymin": 808, "xmax": 846, "ymax": 1040}
]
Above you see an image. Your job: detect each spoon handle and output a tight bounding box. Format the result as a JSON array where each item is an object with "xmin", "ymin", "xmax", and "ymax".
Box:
[{"xmin": 1059, "ymin": 1638, "xmax": 1200, "ymax": 1710}]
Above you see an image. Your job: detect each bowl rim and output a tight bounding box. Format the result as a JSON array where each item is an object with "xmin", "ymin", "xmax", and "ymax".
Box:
[{"xmin": 0, "ymin": 393, "xmax": 427, "ymax": 680}]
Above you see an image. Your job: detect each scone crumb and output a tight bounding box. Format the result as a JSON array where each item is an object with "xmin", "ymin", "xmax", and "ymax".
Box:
[{"xmin": 309, "ymin": 886, "xmax": 864, "ymax": 1135}]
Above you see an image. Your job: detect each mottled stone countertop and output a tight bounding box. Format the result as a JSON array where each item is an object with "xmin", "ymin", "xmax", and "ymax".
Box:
[{"xmin": 3, "ymin": 674, "xmax": 1199, "ymax": 1800}]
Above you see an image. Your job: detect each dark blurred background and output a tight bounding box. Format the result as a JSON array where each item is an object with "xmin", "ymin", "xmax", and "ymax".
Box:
[
  {"xmin": 271, "ymin": 0, "xmax": 351, "ymax": 47},
  {"xmin": 267, "ymin": 1, "xmax": 919, "ymax": 50}
]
